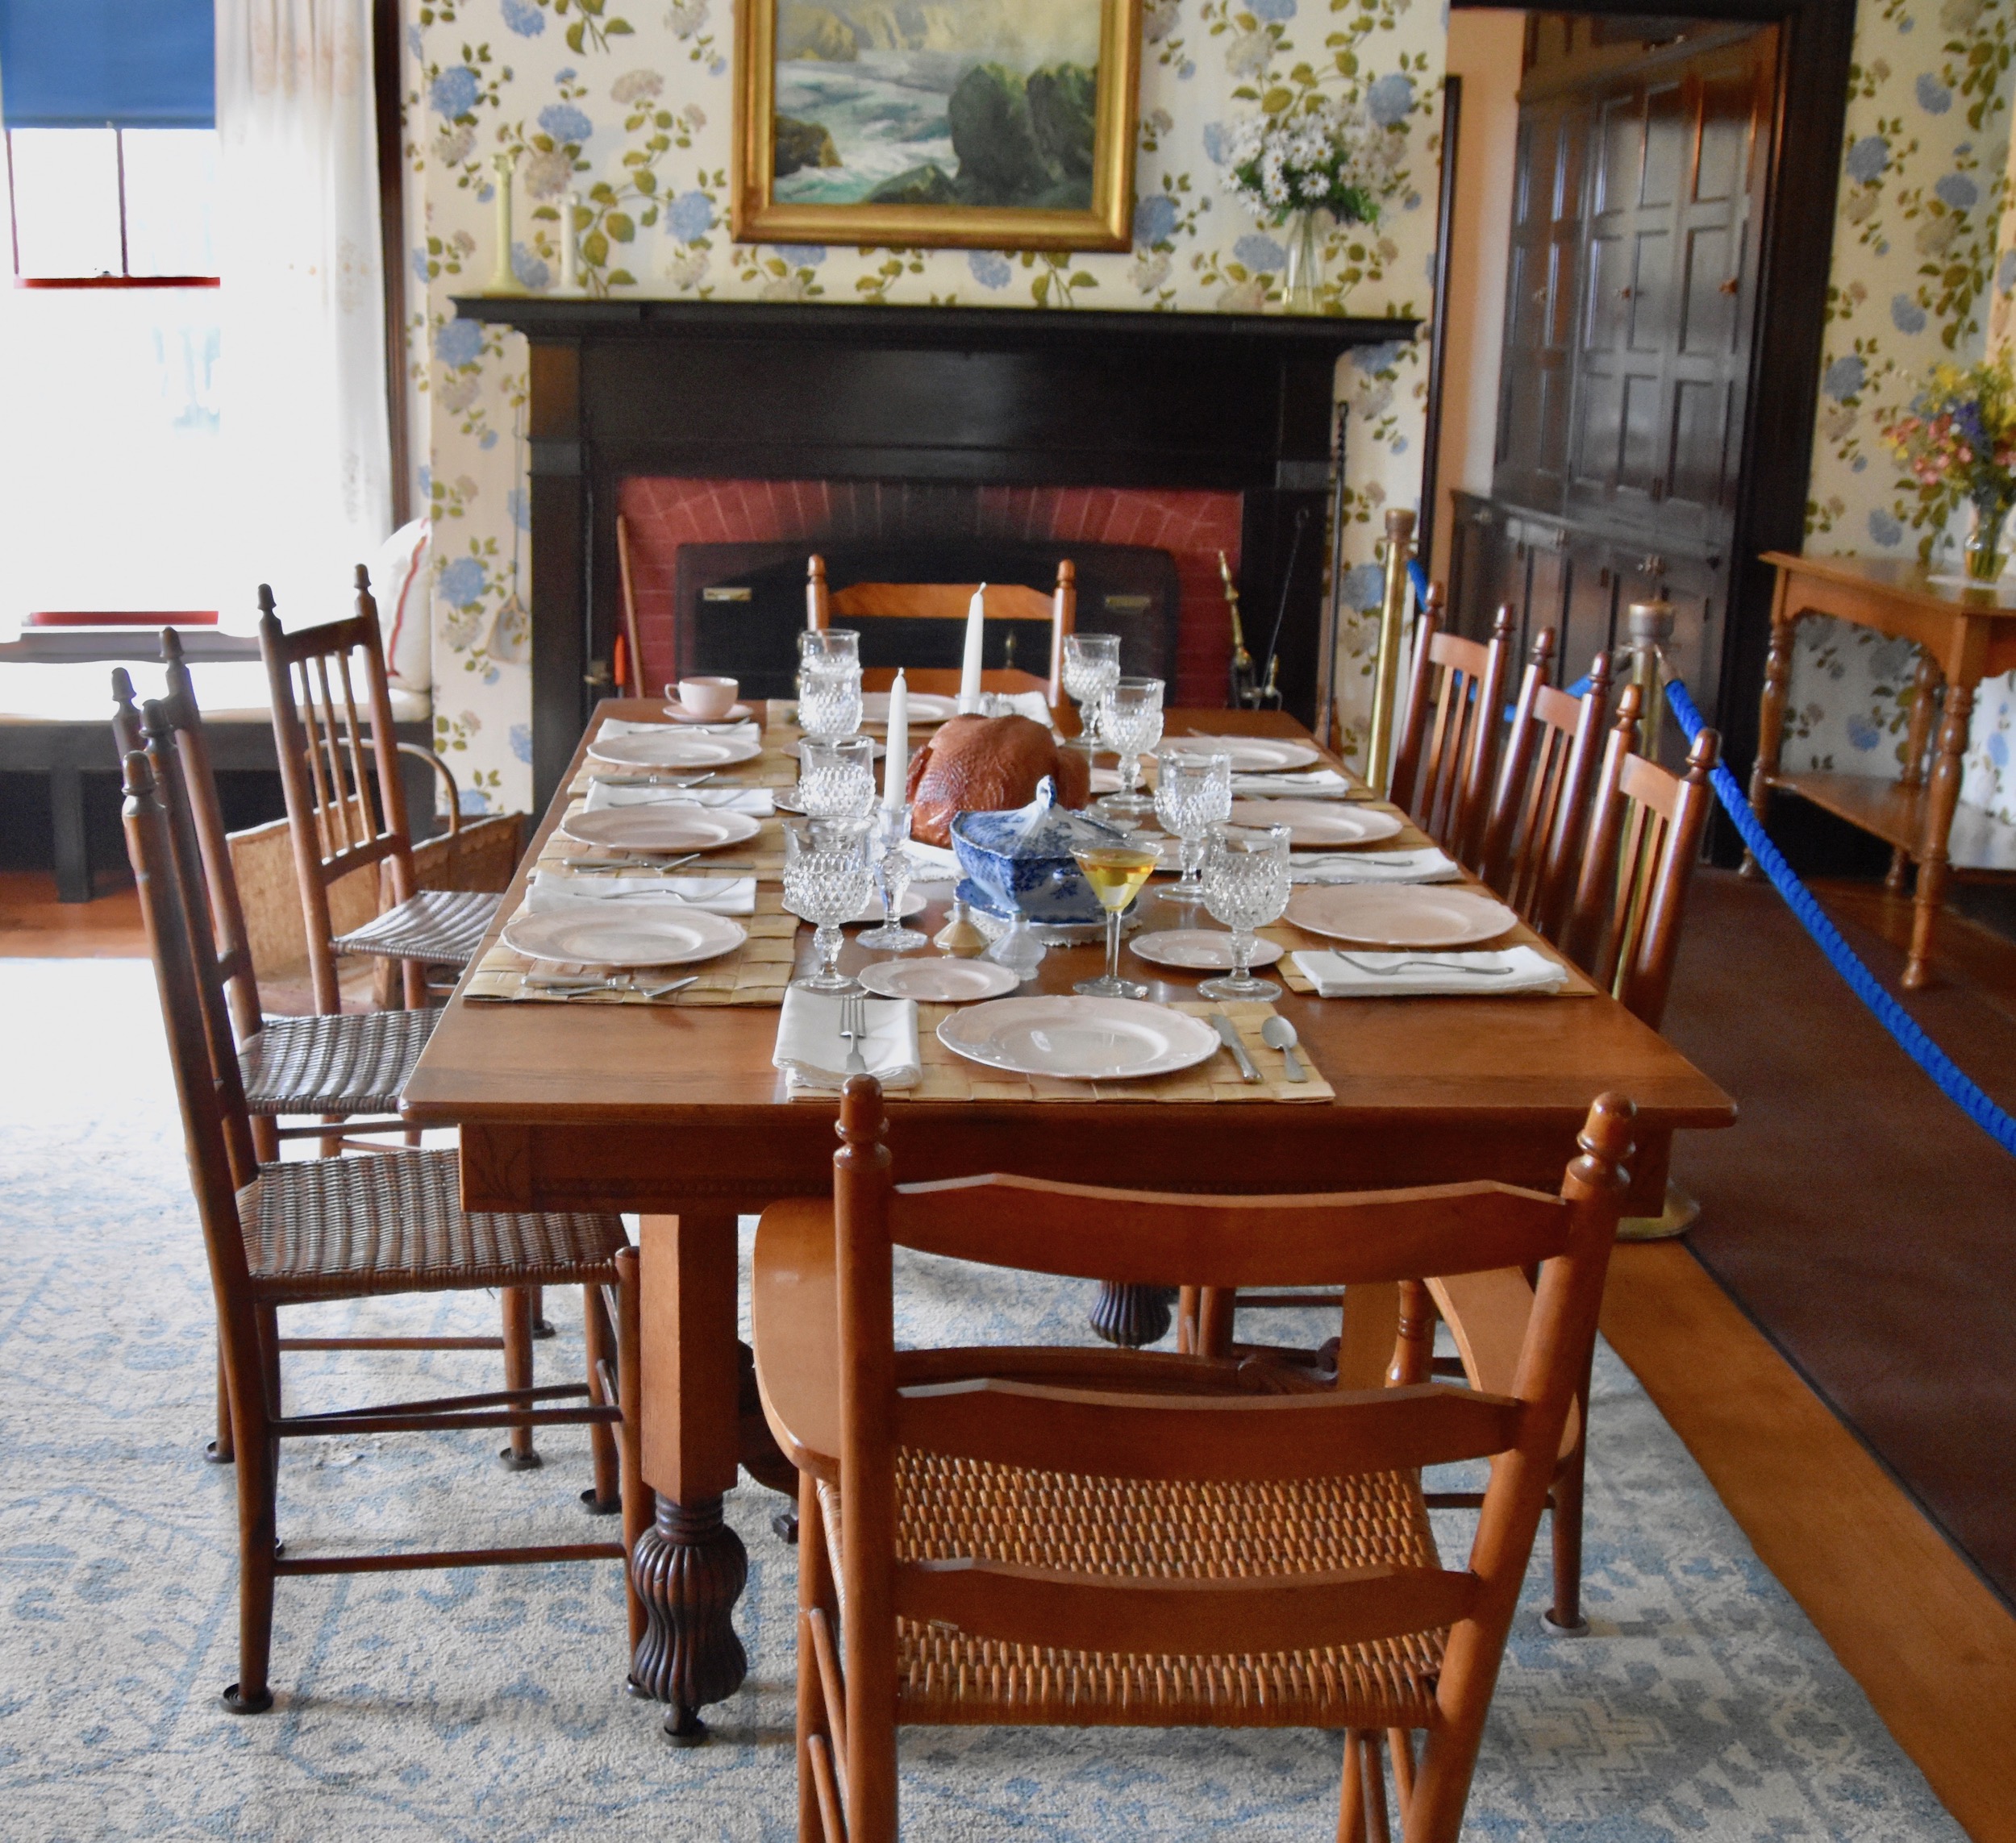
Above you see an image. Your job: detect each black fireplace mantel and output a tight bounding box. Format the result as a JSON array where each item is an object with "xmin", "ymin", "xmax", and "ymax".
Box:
[{"xmin": 452, "ymin": 296, "xmax": 1418, "ymax": 806}]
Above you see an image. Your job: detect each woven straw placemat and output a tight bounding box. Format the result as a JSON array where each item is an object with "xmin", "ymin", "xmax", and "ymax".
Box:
[{"xmin": 800, "ymin": 999, "xmax": 1332, "ymax": 1104}]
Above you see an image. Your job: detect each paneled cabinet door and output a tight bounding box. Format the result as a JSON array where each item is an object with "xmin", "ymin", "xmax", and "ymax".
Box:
[
  {"xmin": 1446, "ymin": 493, "xmax": 1521, "ymax": 646},
  {"xmin": 1559, "ymin": 533, "xmax": 1620, "ymax": 695},
  {"xmin": 1564, "ymin": 34, "xmax": 1775, "ymax": 546}
]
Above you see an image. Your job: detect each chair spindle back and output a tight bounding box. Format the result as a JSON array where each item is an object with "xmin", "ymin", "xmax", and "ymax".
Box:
[
  {"xmin": 1390, "ymin": 594, "xmax": 1514, "ymax": 866},
  {"xmin": 258, "ymin": 576, "xmax": 420, "ymax": 1013},
  {"xmin": 1481, "ymin": 646, "xmax": 1614, "ymax": 942},
  {"xmin": 1561, "ymin": 684, "xmax": 1719, "ymax": 1029}
]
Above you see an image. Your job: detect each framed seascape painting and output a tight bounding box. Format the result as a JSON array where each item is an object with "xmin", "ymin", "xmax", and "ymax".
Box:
[{"xmin": 732, "ymin": 0, "xmax": 1142, "ymax": 252}]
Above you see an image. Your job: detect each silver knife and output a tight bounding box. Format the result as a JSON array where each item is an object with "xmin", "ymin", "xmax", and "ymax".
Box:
[{"xmin": 1210, "ymin": 1012, "xmax": 1261, "ymax": 1083}]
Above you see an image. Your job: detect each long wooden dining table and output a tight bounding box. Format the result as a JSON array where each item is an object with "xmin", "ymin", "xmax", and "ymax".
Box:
[{"xmin": 401, "ymin": 681, "xmax": 1735, "ymax": 1740}]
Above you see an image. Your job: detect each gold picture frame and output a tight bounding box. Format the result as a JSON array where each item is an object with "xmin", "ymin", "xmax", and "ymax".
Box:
[{"xmin": 732, "ymin": 0, "xmax": 1142, "ymax": 252}]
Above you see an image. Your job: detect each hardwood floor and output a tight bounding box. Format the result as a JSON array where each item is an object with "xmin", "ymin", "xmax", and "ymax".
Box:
[{"xmin": 3, "ymin": 867, "xmax": 2013, "ymax": 1836}]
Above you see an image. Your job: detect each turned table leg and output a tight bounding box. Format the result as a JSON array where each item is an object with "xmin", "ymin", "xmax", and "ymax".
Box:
[
  {"xmin": 1089, "ymin": 1283, "xmax": 1176, "ymax": 1347},
  {"xmin": 1889, "ymin": 651, "xmax": 1943, "ymax": 893},
  {"xmin": 1906, "ymin": 680, "xmax": 1973, "ymax": 990},
  {"xmin": 1741, "ymin": 591, "xmax": 1797, "ymax": 880},
  {"xmin": 631, "ymin": 1210, "xmax": 748, "ymax": 1743}
]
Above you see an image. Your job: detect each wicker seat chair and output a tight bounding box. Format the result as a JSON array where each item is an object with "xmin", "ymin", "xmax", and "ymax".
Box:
[
  {"xmin": 111, "ymin": 659, "xmax": 552, "ymax": 1469},
  {"xmin": 752, "ymin": 1076, "xmax": 1635, "ymax": 1842},
  {"xmin": 1388, "ymin": 592, "xmax": 1515, "ymax": 869},
  {"xmin": 257, "ymin": 574, "xmax": 499, "ymax": 1016},
  {"xmin": 119, "ymin": 743, "xmax": 646, "ymax": 1714},
  {"xmin": 1476, "ymin": 643, "xmax": 1614, "ymax": 942}
]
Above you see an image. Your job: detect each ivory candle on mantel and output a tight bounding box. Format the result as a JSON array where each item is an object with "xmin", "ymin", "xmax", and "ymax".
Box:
[
  {"xmin": 957, "ymin": 582, "xmax": 987, "ymax": 713},
  {"xmin": 557, "ymin": 193, "xmax": 583, "ymax": 295},
  {"xmin": 882, "ymin": 671, "xmax": 909, "ymax": 809},
  {"xmin": 487, "ymin": 154, "xmax": 519, "ymax": 294}
]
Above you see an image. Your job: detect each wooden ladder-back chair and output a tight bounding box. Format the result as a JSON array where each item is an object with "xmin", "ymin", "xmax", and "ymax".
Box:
[
  {"xmin": 752, "ymin": 1077, "xmax": 1635, "ymax": 1843},
  {"xmin": 111, "ymin": 657, "xmax": 538, "ymax": 1470},
  {"xmin": 1389, "ymin": 593, "xmax": 1515, "ymax": 867},
  {"xmin": 258, "ymin": 576, "xmax": 501, "ymax": 1017},
  {"xmin": 1561, "ymin": 684, "xmax": 1720, "ymax": 1031},
  {"xmin": 1478, "ymin": 644, "xmax": 1614, "ymax": 942},
  {"xmin": 805, "ymin": 555, "xmax": 1078, "ymax": 704},
  {"xmin": 119, "ymin": 743, "xmax": 646, "ymax": 1713}
]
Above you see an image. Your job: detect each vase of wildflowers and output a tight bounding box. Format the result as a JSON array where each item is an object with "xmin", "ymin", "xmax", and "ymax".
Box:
[
  {"xmin": 1224, "ymin": 101, "xmax": 1402, "ymax": 314},
  {"xmin": 1881, "ymin": 358, "xmax": 2016, "ymax": 584}
]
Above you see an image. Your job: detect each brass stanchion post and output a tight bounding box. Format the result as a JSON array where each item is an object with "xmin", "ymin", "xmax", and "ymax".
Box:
[{"xmin": 1364, "ymin": 509, "xmax": 1416, "ymax": 797}]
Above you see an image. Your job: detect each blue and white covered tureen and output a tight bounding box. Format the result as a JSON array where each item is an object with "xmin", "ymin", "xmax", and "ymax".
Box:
[{"xmin": 950, "ymin": 777, "xmax": 1130, "ymax": 926}]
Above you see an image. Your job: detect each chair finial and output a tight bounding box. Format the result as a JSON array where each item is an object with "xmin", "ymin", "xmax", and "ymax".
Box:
[
  {"xmin": 160, "ymin": 626, "xmax": 185, "ymax": 668},
  {"xmin": 354, "ymin": 562, "xmax": 371, "ymax": 593},
  {"xmin": 1422, "ymin": 580, "xmax": 1444, "ymax": 617},
  {"xmin": 1685, "ymin": 726, "xmax": 1720, "ymax": 778},
  {"xmin": 120, "ymin": 747, "xmax": 156, "ymax": 804},
  {"xmin": 1586, "ymin": 650, "xmax": 1612, "ymax": 697},
  {"xmin": 1530, "ymin": 626, "xmax": 1556, "ymax": 669},
  {"xmin": 1572, "ymin": 1092, "xmax": 1637, "ymax": 1195},
  {"xmin": 256, "ymin": 584, "xmax": 277, "ymax": 627},
  {"xmin": 1490, "ymin": 602, "xmax": 1515, "ymax": 642},
  {"xmin": 836, "ymin": 1075, "xmax": 889, "ymax": 1169}
]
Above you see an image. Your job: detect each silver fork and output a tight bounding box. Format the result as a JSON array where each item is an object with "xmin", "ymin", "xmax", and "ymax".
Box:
[
  {"xmin": 1334, "ymin": 954, "xmax": 1517, "ymax": 977},
  {"xmin": 839, "ymin": 992, "xmax": 869, "ymax": 1075}
]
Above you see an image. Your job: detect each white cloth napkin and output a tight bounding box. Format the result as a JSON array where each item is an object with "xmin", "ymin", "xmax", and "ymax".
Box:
[
  {"xmin": 597, "ymin": 715, "xmax": 760, "ymax": 743},
  {"xmin": 528, "ymin": 872, "xmax": 756, "ymax": 917},
  {"xmin": 1291, "ymin": 946, "xmax": 1568, "ymax": 997},
  {"xmin": 773, "ymin": 987, "xmax": 921, "ymax": 1092},
  {"xmin": 1229, "ymin": 768, "xmax": 1360, "ymax": 798},
  {"xmin": 1289, "ymin": 847, "xmax": 1460, "ymax": 885},
  {"xmin": 986, "ymin": 690, "xmax": 1055, "ymax": 726},
  {"xmin": 902, "ymin": 838, "xmax": 962, "ymax": 877},
  {"xmin": 582, "ymin": 781, "xmax": 774, "ymax": 813}
]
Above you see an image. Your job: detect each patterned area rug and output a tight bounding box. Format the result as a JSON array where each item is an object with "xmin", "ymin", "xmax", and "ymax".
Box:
[{"xmin": 0, "ymin": 959, "xmax": 1962, "ymax": 1841}]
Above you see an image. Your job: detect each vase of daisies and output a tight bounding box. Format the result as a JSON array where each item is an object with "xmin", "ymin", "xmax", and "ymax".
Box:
[
  {"xmin": 1225, "ymin": 101, "xmax": 1402, "ymax": 314},
  {"xmin": 1881, "ymin": 358, "xmax": 2016, "ymax": 584}
]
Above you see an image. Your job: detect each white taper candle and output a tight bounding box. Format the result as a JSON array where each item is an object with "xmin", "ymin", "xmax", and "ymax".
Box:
[
  {"xmin": 489, "ymin": 154, "xmax": 518, "ymax": 293},
  {"xmin": 957, "ymin": 581, "xmax": 987, "ymax": 713},
  {"xmin": 882, "ymin": 671, "xmax": 909, "ymax": 810}
]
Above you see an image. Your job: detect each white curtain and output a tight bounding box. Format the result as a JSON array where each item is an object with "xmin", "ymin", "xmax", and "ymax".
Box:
[{"xmin": 214, "ymin": 0, "xmax": 391, "ymax": 630}]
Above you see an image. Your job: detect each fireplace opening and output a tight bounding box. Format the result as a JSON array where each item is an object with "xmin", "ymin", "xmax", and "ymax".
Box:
[{"xmin": 618, "ymin": 477, "xmax": 1244, "ymax": 706}]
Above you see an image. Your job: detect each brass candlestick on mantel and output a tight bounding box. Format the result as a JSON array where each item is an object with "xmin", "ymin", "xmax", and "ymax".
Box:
[{"xmin": 1364, "ymin": 508, "xmax": 1415, "ymax": 797}]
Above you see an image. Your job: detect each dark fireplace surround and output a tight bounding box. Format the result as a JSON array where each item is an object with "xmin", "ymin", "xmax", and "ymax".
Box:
[{"xmin": 452, "ymin": 299, "xmax": 1417, "ymax": 809}]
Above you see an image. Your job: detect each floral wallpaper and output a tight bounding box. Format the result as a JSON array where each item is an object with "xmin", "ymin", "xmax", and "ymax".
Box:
[
  {"xmin": 398, "ymin": 0, "xmax": 1447, "ymax": 810},
  {"xmin": 1794, "ymin": 0, "xmax": 2016, "ymax": 823}
]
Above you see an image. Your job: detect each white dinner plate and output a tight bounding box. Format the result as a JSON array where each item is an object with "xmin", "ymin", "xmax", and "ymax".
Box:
[
  {"xmin": 1168, "ymin": 737, "xmax": 1320, "ymax": 774},
  {"xmin": 587, "ymin": 730, "xmax": 763, "ymax": 770},
  {"xmin": 856, "ymin": 957, "xmax": 1021, "ymax": 1002},
  {"xmin": 781, "ymin": 735, "xmax": 886, "ymax": 759},
  {"xmin": 1128, "ymin": 928, "xmax": 1285, "ymax": 971},
  {"xmin": 1285, "ymin": 884, "xmax": 1519, "ymax": 949},
  {"xmin": 1227, "ymin": 799, "xmax": 1402, "ymax": 847},
  {"xmin": 558, "ymin": 807, "xmax": 761, "ymax": 853},
  {"xmin": 660, "ymin": 701, "xmax": 755, "ymax": 724},
  {"xmin": 502, "ymin": 901, "xmax": 748, "ymax": 967},
  {"xmin": 936, "ymin": 995, "xmax": 1219, "ymax": 1081},
  {"xmin": 862, "ymin": 691, "xmax": 957, "ymax": 726}
]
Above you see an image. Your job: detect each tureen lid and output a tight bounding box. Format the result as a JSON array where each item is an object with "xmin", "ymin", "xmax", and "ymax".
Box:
[{"xmin": 950, "ymin": 776, "xmax": 1125, "ymax": 858}]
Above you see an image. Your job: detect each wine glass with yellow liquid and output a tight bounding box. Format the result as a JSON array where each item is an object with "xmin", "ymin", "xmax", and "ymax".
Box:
[{"xmin": 1072, "ymin": 842, "xmax": 1161, "ymax": 999}]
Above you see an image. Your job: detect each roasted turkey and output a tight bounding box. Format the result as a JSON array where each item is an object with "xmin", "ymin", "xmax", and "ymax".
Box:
[{"xmin": 903, "ymin": 713, "xmax": 1091, "ymax": 847}]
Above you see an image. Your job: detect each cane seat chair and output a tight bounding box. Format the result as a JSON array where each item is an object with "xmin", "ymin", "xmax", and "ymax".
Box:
[
  {"xmin": 119, "ymin": 744, "xmax": 645, "ymax": 1714},
  {"xmin": 752, "ymin": 1076, "xmax": 1635, "ymax": 1842},
  {"xmin": 1477, "ymin": 644, "xmax": 1614, "ymax": 942},
  {"xmin": 258, "ymin": 574, "xmax": 500, "ymax": 1017},
  {"xmin": 805, "ymin": 555, "xmax": 1078, "ymax": 704},
  {"xmin": 1389, "ymin": 593, "xmax": 1515, "ymax": 869}
]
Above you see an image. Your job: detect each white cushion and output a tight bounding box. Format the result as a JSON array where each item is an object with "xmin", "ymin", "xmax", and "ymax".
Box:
[{"xmin": 368, "ymin": 518, "xmax": 432, "ymax": 693}]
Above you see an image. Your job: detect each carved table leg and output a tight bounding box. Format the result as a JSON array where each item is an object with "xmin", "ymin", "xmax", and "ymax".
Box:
[
  {"xmin": 1906, "ymin": 680, "xmax": 1973, "ymax": 991},
  {"xmin": 1741, "ymin": 592, "xmax": 1797, "ymax": 880},
  {"xmin": 1889, "ymin": 651, "xmax": 1943, "ymax": 893},
  {"xmin": 631, "ymin": 1210, "xmax": 748, "ymax": 1742},
  {"xmin": 1089, "ymin": 1283, "xmax": 1176, "ymax": 1347}
]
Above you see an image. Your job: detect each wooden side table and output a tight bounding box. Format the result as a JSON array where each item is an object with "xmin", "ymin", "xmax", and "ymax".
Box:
[{"xmin": 1748, "ymin": 552, "xmax": 2016, "ymax": 988}]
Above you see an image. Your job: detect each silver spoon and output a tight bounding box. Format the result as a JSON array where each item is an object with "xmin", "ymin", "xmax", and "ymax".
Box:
[{"xmin": 1260, "ymin": 1014, "xmax": 1307, "ymax": 1081}]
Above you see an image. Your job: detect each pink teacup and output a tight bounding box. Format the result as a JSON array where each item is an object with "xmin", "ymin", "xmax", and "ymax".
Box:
[{"xmin": 674, "ymin": 676, "xmax": 739, "ymax": 721}]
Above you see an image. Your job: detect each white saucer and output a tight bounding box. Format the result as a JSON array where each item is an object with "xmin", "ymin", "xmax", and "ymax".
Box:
[
  {"xmin": 1228, "ymin": 799, "xmax": 1402, "ymax": 847},
  {"xmin": 856, "ymin": 957, "xmax": 1020, "ymax": 1002},
  {"xmin": 588, "ymin": 730, "xmax": 763, "ymax": 770},
  {"xmin": 1285, "ymin": 884, "xmax": 1519, "ymax": 948},
  {"xmin": 660, "ymin": 702, "xmax": 755, "ymax": 724},
  {"xmin": 1128, "ymin": 928, "xmax": 1285, "ymax": 971},
  {"xmin": 559, "ymin": 807, "xmax": 761, "ymax": 853},
  {"xmin": 502, "ymin": 902, "xmax": 748, "ymax": 967},
  {"xmin": 935, "ymin": 995, "xmax": 1219, "ymax": 1081}
]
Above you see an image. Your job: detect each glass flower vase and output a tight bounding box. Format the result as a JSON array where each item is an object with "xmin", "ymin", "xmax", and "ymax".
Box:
[
  {"xmin": 1965, "ymin": 486, "xmax": 2015, "ymax": 585},
  {"xmin": 1281, "ymin": 210, "xmax": 1323, "ymax": 314}
]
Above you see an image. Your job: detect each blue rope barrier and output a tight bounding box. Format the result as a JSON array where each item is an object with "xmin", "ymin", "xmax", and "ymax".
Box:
[{"xmin": 1663, "ymin": 677, "xmax": 2016, "ymax": 1159}]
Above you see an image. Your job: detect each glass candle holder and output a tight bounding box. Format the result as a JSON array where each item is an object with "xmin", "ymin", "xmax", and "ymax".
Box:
[{"xmin": 860, "ymin": 801, "xmax": 927, "ymax": 952}]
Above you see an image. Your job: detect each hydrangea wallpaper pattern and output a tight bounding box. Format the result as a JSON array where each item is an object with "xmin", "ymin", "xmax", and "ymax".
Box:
[
  {"xmin": 1794, "ymin": 0, "xmax": 2016, "ymax": 822},
  {"xmin": 398, "ymin": 0, "xmax": 1446, "ymax": 811}
]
